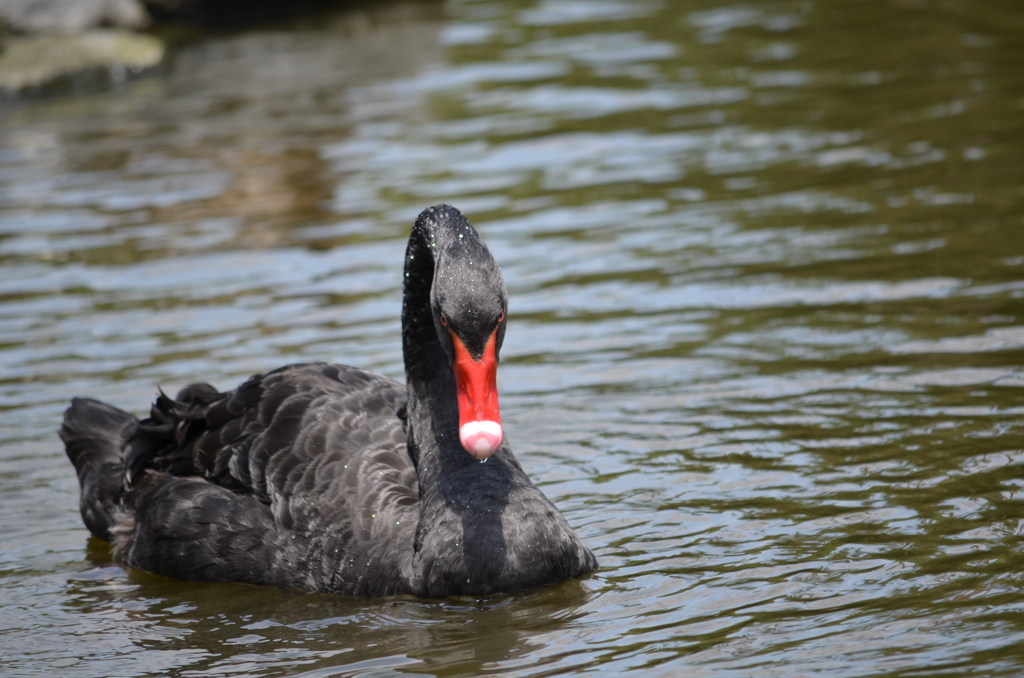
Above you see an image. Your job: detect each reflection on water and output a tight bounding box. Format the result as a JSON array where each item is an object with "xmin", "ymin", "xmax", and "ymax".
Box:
[{"xmin": 2, "ymin": 0, "xmax": 1024, "ymax": 676}]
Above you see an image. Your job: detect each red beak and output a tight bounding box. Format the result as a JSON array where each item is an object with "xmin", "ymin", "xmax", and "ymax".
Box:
[{"xmin": 450, "ymin": 329, "xmax": 503, "ymax": 459}]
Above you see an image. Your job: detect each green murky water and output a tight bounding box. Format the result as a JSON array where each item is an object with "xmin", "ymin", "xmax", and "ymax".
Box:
[{"xmin": 2, "ymin": 0, "xmax": 1024, "ymax": 675}]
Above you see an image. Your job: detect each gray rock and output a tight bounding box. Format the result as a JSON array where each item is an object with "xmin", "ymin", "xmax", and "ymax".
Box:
[
  {"xmin": 0, "ymin": 29, "xmax": 164, "ymax": 94},
  {"xmin": 0, "ymin": 0, "xmax": 149, "ymax": 34}
]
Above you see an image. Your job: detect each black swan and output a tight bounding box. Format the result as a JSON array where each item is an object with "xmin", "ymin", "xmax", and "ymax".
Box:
[{"xmin": 60, "ymin": 205, "xmax": 597, "ymax": 598}]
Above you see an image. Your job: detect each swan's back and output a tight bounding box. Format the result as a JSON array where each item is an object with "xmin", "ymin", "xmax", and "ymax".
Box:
[
  {"xmin": 130, "ymin": 363, "xmax": 413, "ymax": 504},
  {"xmin": 65, "ymin": 363, "xmax": 421, "ymax": 596}
]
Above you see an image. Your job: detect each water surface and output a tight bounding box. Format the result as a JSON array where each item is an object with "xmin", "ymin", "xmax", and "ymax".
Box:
[{"xmin": 2, "ymin": 0, "xmax": 1024, "ymax": 676}]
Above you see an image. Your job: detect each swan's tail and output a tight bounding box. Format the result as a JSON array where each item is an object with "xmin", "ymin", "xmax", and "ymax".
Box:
[{"xmin": 59, "ymin": 398, "xmax": 138, "ymax": 542}]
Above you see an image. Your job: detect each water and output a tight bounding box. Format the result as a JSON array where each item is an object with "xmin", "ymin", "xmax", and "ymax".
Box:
[{"xmin": 2, "ymin": 0, "xmax": 1024, "ymax": 675}]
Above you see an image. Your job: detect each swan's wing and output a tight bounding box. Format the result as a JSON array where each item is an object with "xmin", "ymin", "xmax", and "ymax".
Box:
[
  {"xmin": 128, "ymin": 363, "xmax": 413, "ymax": 499},
  {"xmin": 119, "ymin": 363, "xmax": 420, "ymax": 594}
]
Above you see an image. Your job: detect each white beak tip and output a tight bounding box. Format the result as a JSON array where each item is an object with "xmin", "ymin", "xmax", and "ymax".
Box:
[{"xmin": 459, "ymin": 420, "xmax": 503, "ymax": 460}]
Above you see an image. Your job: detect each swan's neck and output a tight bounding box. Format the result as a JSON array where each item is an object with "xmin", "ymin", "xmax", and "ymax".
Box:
[
  {"xmin": 400, "ymin": 207, "xmax": 516, "ymax": 494},
  {"xmin": 401, "ymin": 207, "xmax": 468, "ymax": 477},
  {"xmin": 398, "ymin": 208, "xmax": 592, "ymax": 596}
]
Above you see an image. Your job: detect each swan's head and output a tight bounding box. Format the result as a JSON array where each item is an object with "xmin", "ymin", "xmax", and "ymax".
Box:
[{"xmin": 430, "ymin": 220, "xmax": 508, "ymax": 460}]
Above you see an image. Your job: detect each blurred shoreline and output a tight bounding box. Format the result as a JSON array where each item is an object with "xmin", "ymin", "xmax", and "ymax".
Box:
[{"xmin": 0, "ymin": 0, "xmax": 386, "ymax": 98}]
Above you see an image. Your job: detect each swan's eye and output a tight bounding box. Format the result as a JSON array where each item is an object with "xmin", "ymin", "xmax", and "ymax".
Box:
[
  {"xmin": 497, "ymin": 311, "xmax": 505, "ymax": 325},
  {"xmin": 440, "ymin": 314, "xmax": 448, "ymax": 327}
]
